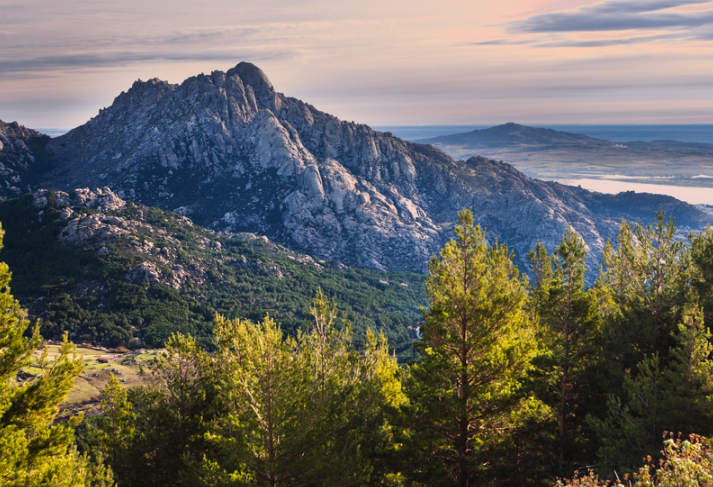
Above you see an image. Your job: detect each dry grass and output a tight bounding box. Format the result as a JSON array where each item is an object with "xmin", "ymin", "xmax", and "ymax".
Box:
[{"xmin": 22, "ymin": 344, "xmax": 162, "ymax": 417}]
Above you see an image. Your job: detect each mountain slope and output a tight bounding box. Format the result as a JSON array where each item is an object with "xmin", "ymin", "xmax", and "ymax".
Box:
[
  {"xmin": 0, "ymin": 188, "xmax": 425, "ymax": 356},
  {"xmin": 16, "ymin": 62, "xmax": 709, "ymax": 272},
  {"xmin": 44, "ymin": 64, "xmax": 454, "ymax": 271}
]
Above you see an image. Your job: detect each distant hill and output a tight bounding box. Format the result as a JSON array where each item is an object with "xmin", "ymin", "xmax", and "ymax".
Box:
[
  {"xmin": 417, "ymin": 122, "xmax": 713, "ymax": 153},
  {"xmin": 417, "ymin": 122, "xmax": 611, "ymax": 148}
]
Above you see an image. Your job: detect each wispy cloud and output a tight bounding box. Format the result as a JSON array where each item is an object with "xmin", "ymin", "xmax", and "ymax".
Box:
[
  {"xmin": 510, "ymin": 0, "xmax": 713, "ymax": 33},
  {"xmin": 469, "ymin": 39, "xmax": 534, "ymax": 46},
  {"xmin": 0, "ymin": 49, "xmax": 296, "ymax": 80},
  {"xmin": 535, "ymin": 33, "xmax": 680, "ymax": 47},
  {"xmin": 0, "ymin": 24, "xmax": 297, "ymax": 79}
]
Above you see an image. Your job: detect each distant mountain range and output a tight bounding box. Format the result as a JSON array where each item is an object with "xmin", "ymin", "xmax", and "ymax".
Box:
[
  {"xmin": 1, "ymin": 63, "xmax": 710, "ymax": 276},
  {"xmin": 418, "ymin": 121, "xmax": 713, "ymax": 153}
]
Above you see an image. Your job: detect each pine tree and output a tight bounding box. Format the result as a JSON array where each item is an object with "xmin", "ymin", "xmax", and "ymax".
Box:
[
  {"xmin": 662, "ymin": 303, "xmax": 713, "ymax": 432},
  {"xmin": 88, "ymin": 375, "xmax": 136, "ymax": 484},
  {"xmin": 689, "ymin": 226, "xmax": 713, "ymax": 324},
  {"xmin": 207, "ymin": 291, "xmax": 406, "ymax": 486},
  {"xmin": 303, "ymin": 290, "xmax": 406, "ymax": 484},
  {"xmin": 529, "ymin": 228, "xmax": 600, "ymax": 469},
  {"xmin": 407, "ymin": 209, "xmax": 536, "ymax": 486},
  {"xmin": 210, "ymin": 314, "xmax": 315, "ymax": 486},
  {"xmin": 527, "ymin": 241, "xmax": 554, "ymax": 328},
  {"xmin": 587, "ymin": 211, "xmax": 708, "ymax": 473},
  {"xmin": 86, "ymin": 333, "xmax": 216, "ymax": 487},
  {"xmin": 600, "ymin": 210, "xmax": 688, "ymax": 363},
  {"xmin": 590, "ymin": 301, "xmax": 713, "ymax": 472},
  {"xmin": 0, "ymin": 223, "xmax": 113, "ymax": 486}
]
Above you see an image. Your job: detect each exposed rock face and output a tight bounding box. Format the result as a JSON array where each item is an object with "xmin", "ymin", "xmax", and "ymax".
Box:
[
  {"xmin": 33, "ymin": 187, "xmax": 126, "ymax": 213},
  {"xmin": 39, "ymin": 63, "xmax": 711, "ymax": 272},
  {"xmin": 32, "ymin": 187, "xmax": 196, "ymax": 291},
  {"xmin": 0, "ymin": 121, "xmax": 50, "ymax": 199}
]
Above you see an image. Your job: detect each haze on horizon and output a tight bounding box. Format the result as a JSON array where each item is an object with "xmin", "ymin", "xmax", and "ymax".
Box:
[{"xmin": 1, "ymin": 0, "xmax": 713, "ymax": 130}]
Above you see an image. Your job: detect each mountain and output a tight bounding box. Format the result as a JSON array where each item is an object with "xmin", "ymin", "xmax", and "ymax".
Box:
[
  {"xmin": 1, "ymin": 63, "xmax": 710, "ymax": 274},
  {"xmin": 0, "ymin": 120, "xmax": 51, "ymax": 198},
  {"xmin": 0, "ymin": 187, "xmax": 425, "ymax": 356},
  {"xmin": 418, "ymin": 122, "xmax": 611, "ymax": 148}
]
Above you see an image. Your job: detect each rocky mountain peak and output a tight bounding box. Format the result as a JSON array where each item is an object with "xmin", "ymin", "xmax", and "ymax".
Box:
[
  {"xmin": 226, "ymin": 62, "xmax": 275, "ymax": 101},
  {"xmin": 26, "ymin": 63, "xmax": 713, "ymax": 273}
]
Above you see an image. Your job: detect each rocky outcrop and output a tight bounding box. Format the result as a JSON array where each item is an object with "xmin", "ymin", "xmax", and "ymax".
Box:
[
  {"xmin": 0, "ymin": 121, "xmax": 50, "ymax": 199},
  {"xmin": 39, "ymin": 63, "xmax": 711, "ymax": 272}
]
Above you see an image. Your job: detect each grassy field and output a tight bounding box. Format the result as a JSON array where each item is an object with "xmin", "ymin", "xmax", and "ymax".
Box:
[{"xmin": 22, "ymin": 344, "xmax": 160, "ymax": 417}]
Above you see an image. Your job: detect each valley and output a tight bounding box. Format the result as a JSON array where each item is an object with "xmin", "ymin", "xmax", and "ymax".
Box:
[{"xmin": 22, "ymin": 344, "xmax": 157, "ymax": 418}]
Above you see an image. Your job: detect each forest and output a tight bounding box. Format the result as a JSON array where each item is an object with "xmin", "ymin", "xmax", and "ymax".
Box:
[{"xmin": 3, "ymin": 208, "xmax": 713, "ymax": 486}]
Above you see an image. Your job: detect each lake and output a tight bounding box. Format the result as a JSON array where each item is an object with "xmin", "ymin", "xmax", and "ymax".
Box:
[{"xmin": 560, "ymin": 178, "xmax": 713, "ymax": 206}]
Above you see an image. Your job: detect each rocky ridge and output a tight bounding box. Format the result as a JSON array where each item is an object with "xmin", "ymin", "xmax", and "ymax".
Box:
[
  {"xmin": 20, "ymin": 63, "xmax": 712, "ymax": 272},
  {"xmin": 0, "ymin": 120, "xmax": 50, "ymax": 199},
  {"xmin": 32, "ymin": 187, "xmax": 199, "ymax": 291}
]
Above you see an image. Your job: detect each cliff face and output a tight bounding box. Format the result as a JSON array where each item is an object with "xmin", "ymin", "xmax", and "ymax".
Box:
[
  {"xmin": 37, "ymin": 63, "xmax": 710, "ymax": 272},
  {"xmin": 0, "ymin": 120, "xmax": 50, "ymax": 199}
]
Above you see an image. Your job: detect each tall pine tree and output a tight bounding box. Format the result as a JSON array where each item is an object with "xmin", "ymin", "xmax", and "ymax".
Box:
[
  {"xmin": 407, "ymin": 209, "xmax": 536, "ymax": 486},
  {"xmin": 528, "ymin": 228, "xmax": 600, "ymax": 471}
]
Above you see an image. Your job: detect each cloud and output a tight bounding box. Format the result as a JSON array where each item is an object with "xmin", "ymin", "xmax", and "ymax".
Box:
[
  {"xmin": 510, "ymin": 0, "xmax": 713, "ymax": 33},
  {"xmin": 469, "ymin": 39, "xmax": 534, "ymax": 46},
  {"xmin": 536, "ymin": 33, "xmax": 680, "ymax": 47},
  {"xmin": 0, "ymin": 49, "xmax": 297, "ymax": 79},
  {"xmin": 581, "ymin": 0, "xmax": 711, "ymax": 14},
  {"xmin": 0, "ymin": 23, "xmax": 300, "ymax": 80}
]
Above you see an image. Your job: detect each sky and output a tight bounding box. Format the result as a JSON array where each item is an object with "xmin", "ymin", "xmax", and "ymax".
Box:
[{"xmin": 1, "ymin": 0, "xmax": 713, "ymax": 130}]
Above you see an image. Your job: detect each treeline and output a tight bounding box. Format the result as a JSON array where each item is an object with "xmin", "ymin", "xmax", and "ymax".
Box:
[{"xmin": 5, "ymin": 209, "xmax": 713, "ymax": 486}]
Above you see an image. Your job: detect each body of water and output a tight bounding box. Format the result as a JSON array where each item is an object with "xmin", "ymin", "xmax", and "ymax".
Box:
[
  {"xmin": 375, "ymin": 124, "xmax": 713, "ymax": 144},
  {"xmin": 562, "ymin": 178, "xmax": 713, "ymax": 206}
]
